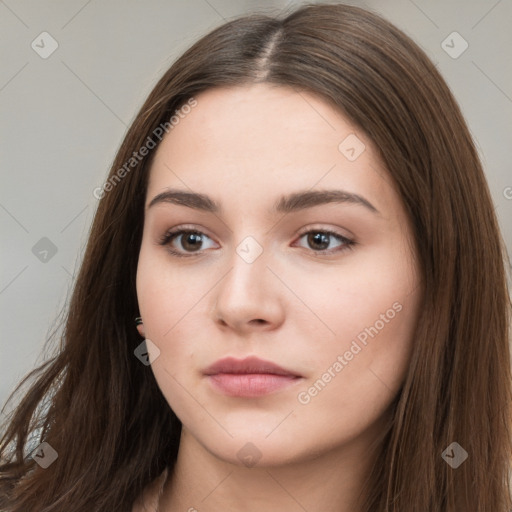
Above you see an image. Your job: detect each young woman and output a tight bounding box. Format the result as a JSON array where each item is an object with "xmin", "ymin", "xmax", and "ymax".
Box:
[{"xmin": 1, "ymin": 3, "xmax": 511, "ymax": 511}]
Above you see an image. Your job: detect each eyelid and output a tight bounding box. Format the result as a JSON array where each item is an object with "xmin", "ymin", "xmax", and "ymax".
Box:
[
  {"xmin": 158, "ymin": 224, "xmax": 218, "ymax": 248},
  {"xmin": 292, "ymin": 226, "xmax": 355, "ymax": 254},
  {"xmin": 295, "ymin": 224, "xmax": 353, "ymax": 240}
]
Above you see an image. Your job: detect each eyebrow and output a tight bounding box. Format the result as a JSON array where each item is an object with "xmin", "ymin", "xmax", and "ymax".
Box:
[{"xmin": 147, "ymin": 188, "xmax": 379, "ymax": 215}]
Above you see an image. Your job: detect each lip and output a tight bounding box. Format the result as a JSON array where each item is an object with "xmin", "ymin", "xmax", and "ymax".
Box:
[
  {"xmin": 204, "ymin": 356, "xmax": 301, "ymax": 377},
  {"xmin": 203, "ymin": 356, "xmax": 303, "ymax": 397}
]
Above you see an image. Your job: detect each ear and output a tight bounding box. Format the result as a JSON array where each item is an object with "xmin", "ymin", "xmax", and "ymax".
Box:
[{"xmin": 136, "ymin": 323, "xmax": 145, "ymax": 338}]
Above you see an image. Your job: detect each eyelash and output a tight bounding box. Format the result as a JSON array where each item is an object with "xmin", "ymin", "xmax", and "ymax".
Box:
[{"xmin": 158, "ymin": 226, "xmax": 356, "ymax": 258}]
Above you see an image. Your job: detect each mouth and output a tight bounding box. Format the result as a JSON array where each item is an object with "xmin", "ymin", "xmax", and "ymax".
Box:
[{"xmin": 203, "ymin": 356, "xmax": 303, "ymax": 397}]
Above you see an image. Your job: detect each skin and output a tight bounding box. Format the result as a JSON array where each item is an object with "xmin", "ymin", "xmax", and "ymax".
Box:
[{"xmin": 134, "ymin": 83, "xmax": 423, "ymax": 511}]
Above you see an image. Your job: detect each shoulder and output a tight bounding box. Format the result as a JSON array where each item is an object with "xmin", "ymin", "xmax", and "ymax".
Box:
[{"xmin": 131, "ymin": 467, "xmax": 169, "ymax": 512}]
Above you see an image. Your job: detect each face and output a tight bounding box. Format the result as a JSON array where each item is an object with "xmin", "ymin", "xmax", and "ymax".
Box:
[{"xmin": 136, "ymin": 83, "xmax": 423, "ymax": 468}]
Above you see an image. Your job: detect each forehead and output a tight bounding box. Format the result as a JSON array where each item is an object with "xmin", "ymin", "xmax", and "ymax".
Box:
[
  {"xmin": 145, "ymin": 83, "xmax": 399, "ymax": 220},
  {"xmin": 163, "ymin": 84, "xmax": 356, "ymax": 156}
]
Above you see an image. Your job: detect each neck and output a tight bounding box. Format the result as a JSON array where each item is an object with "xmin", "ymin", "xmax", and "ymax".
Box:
[{"xmin": 158, "ymin": 423, "xmax": 387, "ymax": 512}]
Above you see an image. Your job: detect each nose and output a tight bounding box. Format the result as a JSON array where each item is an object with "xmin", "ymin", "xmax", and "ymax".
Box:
[{"xmin": 212, "ymin": 246, "xmax": 286, "ymax": 334}]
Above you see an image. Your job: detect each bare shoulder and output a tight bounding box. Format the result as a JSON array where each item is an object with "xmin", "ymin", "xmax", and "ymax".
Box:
[{"xmin": 131, "ymin": 468, "xmax": 170, "ymax": 512}]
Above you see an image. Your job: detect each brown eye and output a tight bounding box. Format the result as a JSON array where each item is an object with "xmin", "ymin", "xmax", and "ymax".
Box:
[
  {"xmin": 306, "ymin": 232, "xmax": 330, "ymax": 250},
  {"xmin": 295, "ymin": 229, "xmax": 355, "ymax": 255},
  {"xmin": 176, "ymin": 232, "xmax": 204, "ymax": 252},
  {"xmin": 159, "ymin": 229, "xmax": 216, "ymax": 257}
]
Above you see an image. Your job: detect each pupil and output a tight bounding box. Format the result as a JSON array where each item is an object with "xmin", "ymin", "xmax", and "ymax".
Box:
[{"xmin": 309, "ymin": 232, "xmax": 329, "ymax": 250}]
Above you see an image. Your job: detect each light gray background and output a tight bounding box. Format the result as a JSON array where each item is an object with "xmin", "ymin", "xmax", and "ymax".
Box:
[{"xmin": 1, "ymin": 0, "xmax": 511, "ymax": 412}]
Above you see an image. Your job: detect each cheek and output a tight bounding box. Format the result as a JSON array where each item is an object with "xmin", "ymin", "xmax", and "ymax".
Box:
[
  {"xmin": 136, "ymin": 246, "xmax": 208, "ymax": 409},
  {"xmin": 289, "ymin": 250, "xmax": 420, "ymax": 399},
  {"xmin": 289, "ymin": 259, "xmax": 417, "ymax": 354},
  {"xmin": 136, "ymin": 245, "xmax": 205, "ymax": 338},
  {"xmin": 149, "ymin": 363, "xmax": 203, "ymax": 437},
  {"xmin": 290, "ymin": 290, "xmax": 420, "ymax": 449}
]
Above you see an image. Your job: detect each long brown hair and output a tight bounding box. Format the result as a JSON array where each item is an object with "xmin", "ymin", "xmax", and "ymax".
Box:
[{"xmin": 1, "ymin": 3, "xmax": 511, "ymax": 510}]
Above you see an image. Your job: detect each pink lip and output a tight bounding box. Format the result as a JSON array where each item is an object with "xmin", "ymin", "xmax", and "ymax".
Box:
[{"xmin": 203, "ymin": 356, "xmax": 303, "ymax": 397}]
